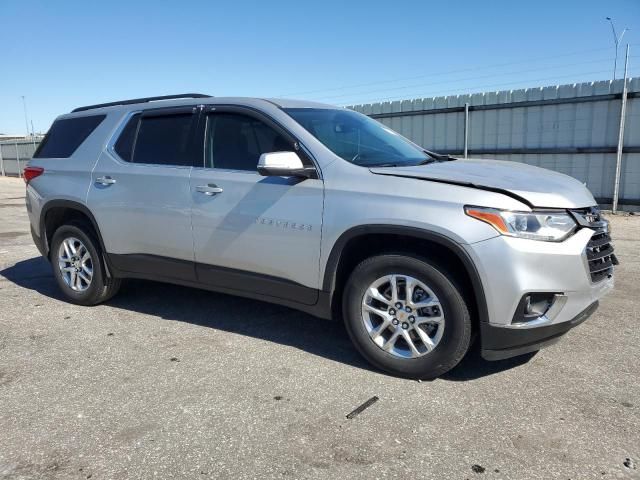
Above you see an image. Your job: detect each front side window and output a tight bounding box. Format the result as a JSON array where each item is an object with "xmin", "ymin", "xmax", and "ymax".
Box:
[
  {"xmin": 284, "ymin": 108, "xmax": 430, "ymax": 167},
  {"xmin": 205, "ymin": 113, "xmax": 292, "ymax": 171},
  {"xmin": 132, "ymin": 113, "xmax": 194, "ymax": 166}
]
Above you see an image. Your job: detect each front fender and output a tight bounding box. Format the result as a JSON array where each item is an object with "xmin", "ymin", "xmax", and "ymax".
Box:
[{"xmin": 321, "ymin": 224, "xmax": 489, "ymax": 325}]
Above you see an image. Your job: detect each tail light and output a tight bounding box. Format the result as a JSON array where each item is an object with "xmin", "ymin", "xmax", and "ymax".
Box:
[{"xmin": 23, "ymin": 166, "xmax": 44, "ymax": 184}]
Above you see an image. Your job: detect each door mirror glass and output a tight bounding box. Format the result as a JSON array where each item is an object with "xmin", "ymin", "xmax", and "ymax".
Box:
[{"xmin": 257, "ymin": 151, "xmax": 315, "ymax": 178}]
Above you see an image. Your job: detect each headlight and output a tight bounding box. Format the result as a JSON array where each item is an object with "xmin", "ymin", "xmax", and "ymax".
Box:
[{"xmin": 465, "ymin": 206, "xmax": 577, "ymax": 242}]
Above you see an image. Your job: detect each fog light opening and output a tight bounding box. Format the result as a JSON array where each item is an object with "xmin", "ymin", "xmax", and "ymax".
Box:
[{"xmin": 513, "ymin": 293, "xmax": 561, "ymax": 325}]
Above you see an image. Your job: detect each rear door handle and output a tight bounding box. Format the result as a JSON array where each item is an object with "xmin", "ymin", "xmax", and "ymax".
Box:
[
  {"xmin": 196, "ymin": 184, "xmax": 223, "ymax": 196},
  {"xmin": 95, "ymin": 176, "xmax": 116, "ymax": 186}
]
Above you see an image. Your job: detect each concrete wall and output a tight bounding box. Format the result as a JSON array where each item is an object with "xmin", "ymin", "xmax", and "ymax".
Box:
[{"xmin": 350, "ymin": 78, "xmax": 640, "ymax": 207}]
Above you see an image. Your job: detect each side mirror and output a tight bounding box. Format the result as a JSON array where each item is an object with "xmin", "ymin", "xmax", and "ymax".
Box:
[{"xmin": 257, "ymin": 151, "xmax": 316, "ymax": 178}]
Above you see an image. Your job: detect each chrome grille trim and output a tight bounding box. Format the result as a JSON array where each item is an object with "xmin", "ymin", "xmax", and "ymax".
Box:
[{"xmin": 570, "ymin": 207, "xmax": 617, "ymax": 283}]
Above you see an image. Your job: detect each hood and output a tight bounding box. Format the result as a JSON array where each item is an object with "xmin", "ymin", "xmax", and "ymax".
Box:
[{"xmin": 369, "ymin": 158, "xmax": 596, "ymax": 209}]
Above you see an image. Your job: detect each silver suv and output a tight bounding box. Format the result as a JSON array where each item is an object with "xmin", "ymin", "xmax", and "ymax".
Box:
[{"xmin": 25, "ymin": 93, "xmax": 616, "ymax": 379}]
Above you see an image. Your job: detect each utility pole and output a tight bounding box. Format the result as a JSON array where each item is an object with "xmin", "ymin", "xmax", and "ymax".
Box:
[
  {"xmin": 21, "ymin": 96, "xmax": 30, "ymax": 138},
  {"xmin": 612, "ymin": 44, "xmax": 630, "ymax": 213},
  {"xmin": 605, "ymin": 17, "xmax": 629, "ymax": 81}
]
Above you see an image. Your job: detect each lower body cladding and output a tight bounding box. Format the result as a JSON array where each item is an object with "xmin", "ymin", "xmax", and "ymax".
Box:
[{"xmin": 467, "ymin": 227, "xmax": 614, "ymax": 360}]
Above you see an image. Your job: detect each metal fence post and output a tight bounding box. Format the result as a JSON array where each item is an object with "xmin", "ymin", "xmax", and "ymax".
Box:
[
  {"xmin": 0, "ymin": 144, "xmax": 5, "ymax": 176},
  {"xmin": 15, "ymin": 142, "xmax": 21, "ymax": 178},
  {"xmin": 612, "ymin": 44, "xmax": 630, "ymax": 213},
  {"xmin": 464, "ymin": 103, "xmax": 470, "ymax": 159},
  {"xmin": 31, "ymin": 121, "xmax": 36, "ymax": 150}
]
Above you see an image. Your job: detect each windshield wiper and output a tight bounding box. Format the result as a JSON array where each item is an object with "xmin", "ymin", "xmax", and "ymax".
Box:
[
  {"xmin": 423, "ymin": 149, "xmax": 457, "ymax": 162},
  {"xmin": 417, "ymin": 158, "xmax": 436, "ymax": 165},
  {"xmin": 367, "ymin": 162, "xmax": 401, "ymax": 167}
]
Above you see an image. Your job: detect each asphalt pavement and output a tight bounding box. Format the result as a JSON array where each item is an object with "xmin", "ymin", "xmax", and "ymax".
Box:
[{"xmin": 0, "ymin": 176, "xmax": 638, "ymax": 479}]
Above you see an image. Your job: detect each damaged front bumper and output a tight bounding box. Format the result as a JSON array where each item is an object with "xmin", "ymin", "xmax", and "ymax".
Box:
[
  {"xmin": 480, "ymin": 301, "xmax": 599, "ymax": 360},
  {"xmin": 465, "ymin": 224, "xmax": 615, "ymax": 361}
]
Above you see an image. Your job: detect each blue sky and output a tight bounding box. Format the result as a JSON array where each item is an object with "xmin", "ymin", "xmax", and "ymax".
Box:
[{"xmin": 1, "ymin": 0, "xmax": 638, "ymax": 134}]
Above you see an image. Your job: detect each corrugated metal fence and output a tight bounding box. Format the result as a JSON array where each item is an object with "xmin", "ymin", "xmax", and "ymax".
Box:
[
  {"xmin": 350, "ymin": 78, "xmax": 640, "ymax": 208},
  {"xmin": 0, "ymin": 139, "xmax": 41, "ymax": 177},
  {"xmin": 3, "ymin": 78, "xmax": 639, "ymax": 207}
]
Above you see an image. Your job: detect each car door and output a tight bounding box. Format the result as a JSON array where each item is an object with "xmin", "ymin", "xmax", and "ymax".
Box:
[
  {"xmin": 87, "ymin": 106, "xmax": 199, "ymax": 281},
  {"xmin": 189, "ymin": 106, "xmax": 324, "ymax": 304}
]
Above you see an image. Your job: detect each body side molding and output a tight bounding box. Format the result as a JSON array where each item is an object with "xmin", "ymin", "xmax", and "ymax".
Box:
[{"xmin": 106, "ymin": 253, "xmax": 330, "ymax": 318}]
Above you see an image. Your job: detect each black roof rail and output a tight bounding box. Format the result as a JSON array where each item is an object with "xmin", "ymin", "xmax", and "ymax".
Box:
[{"xmin": 71, "ymin": 93, "xmax": 212, "ymax": 113}]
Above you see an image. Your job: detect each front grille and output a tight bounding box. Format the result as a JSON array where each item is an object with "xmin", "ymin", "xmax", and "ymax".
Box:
[{"xmin": 571, "ymin": 207, "xmax": 618, "ymax": 282}]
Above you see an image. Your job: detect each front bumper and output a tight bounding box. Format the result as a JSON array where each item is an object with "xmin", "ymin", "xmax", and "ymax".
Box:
[
  {"xmin": 481, "ymin": 301, "xmax": 598, "ymax": 360},
  {"xmin": 465, "ymin": 226, "xmax": 614, "ymax": 360}
]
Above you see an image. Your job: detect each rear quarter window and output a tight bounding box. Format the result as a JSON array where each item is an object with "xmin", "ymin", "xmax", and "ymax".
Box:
[{"xmin": 33, "ymin": 115, "xmax": 106, "ymax": 158}]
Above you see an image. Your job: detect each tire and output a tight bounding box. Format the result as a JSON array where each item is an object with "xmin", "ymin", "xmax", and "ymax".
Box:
[
  {"xmin": 342, "ymin": 254, "xmax": 472, "ymax": 379},
  {"xmin": 50, "ymin": 222, "xmax": 121, "ymax": 306}
]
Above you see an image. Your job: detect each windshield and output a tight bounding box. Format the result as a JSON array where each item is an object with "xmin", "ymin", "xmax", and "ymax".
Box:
[{"xmin": 283, "ymin": 108, "xmax": 432, "ymax": 167}]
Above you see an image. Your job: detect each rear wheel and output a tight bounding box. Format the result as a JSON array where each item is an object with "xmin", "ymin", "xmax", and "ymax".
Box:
[
  {"xmin": 50, "ymin": 223, "xmax": 121, "ymax": 305},
  {"xmin": 343, "ymin": 254, "xmax": 471, "ymax": 379}
]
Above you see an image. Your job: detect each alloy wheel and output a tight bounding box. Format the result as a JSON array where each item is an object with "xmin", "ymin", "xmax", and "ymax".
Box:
[
  {"xmin": 57, "ymin": 237, "xmax": 93, "ymax": 292},
  {"xmin": 361, "ymin": 274, "xmax": 444, "ymax": 358}
]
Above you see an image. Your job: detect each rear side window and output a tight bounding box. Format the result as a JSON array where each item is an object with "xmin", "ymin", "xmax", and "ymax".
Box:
[
  {"xmin": 33, "ymin": 115, "xmax": 105, "ymax": 158},
  {"xmin": 113, "ymin": 113, "xmax": 140, "ymax": 162},
  {"xmin": 132, "ymin": 114, "xmax": 194, "ymax": 166}
]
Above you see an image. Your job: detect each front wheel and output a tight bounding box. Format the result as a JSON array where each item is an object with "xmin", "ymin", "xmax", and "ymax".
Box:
[{"xmin": 343, "ymin": 254, "xmax": 472, "ymax": 379}]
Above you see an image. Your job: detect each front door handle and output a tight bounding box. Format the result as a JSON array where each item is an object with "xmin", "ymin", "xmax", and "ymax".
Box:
[
  {"xmin": 95, "ymin": 176, "xmax": 116, "ymax": 186},
  {"xmin": 196, "ymin": 184, "xmax": 223, "ymax": 196}
]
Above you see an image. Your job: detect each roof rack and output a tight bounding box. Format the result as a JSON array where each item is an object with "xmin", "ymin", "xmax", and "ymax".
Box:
[{"xmin": 71, "ymin": 93, "xmax": 212, "ymax": 113}]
